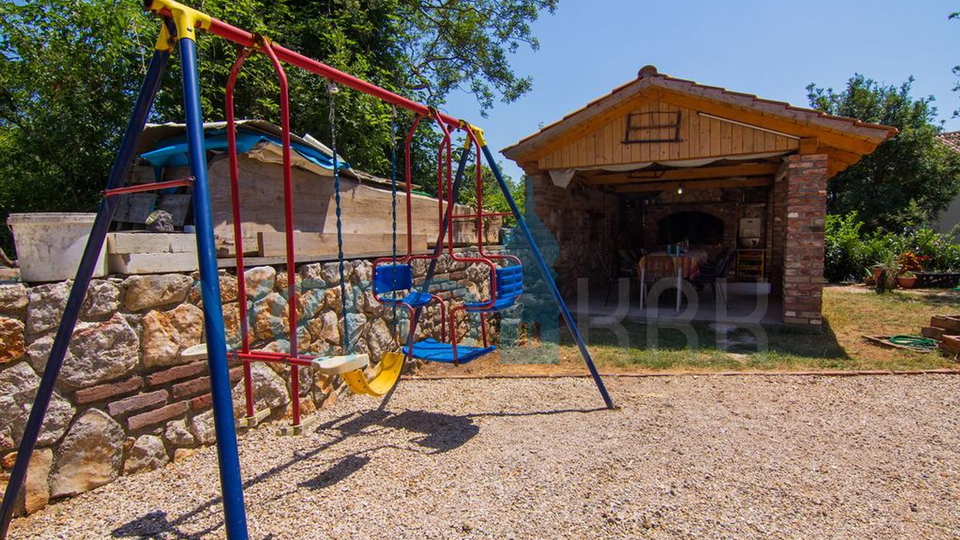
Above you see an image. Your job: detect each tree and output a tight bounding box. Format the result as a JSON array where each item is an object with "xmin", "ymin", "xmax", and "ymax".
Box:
[
  {"xmin": 0, "ymin": 0, "xmax": 553, "ymax": 252},
  {"xmin": 807, "ymin": 75, "xmax": 960, "ymax": 231}
]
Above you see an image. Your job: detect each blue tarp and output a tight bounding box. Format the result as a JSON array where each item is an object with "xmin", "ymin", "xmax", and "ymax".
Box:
[{"xmin": 140, "ymin": 128, "xmax": 350, "ymax": 171}]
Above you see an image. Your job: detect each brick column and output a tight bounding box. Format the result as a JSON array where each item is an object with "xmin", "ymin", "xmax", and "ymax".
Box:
[{"xmin": 780, "ymin": 154, "xmax": 828, "ymax": 326}]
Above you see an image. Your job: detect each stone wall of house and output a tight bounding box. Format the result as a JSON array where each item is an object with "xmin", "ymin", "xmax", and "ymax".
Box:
[
  {"xmin": 0, "ymin": 253, "xmax": 491, "ymax": 516},
  {"xmin": 529, "ymin": 174, "xmax": 620, "ymax": 296}
]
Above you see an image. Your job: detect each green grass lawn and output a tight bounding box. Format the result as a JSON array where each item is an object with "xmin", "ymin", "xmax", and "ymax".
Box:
[{"xmin": 558, "ymin": 286, "xmax": 960, "ymax": 373}]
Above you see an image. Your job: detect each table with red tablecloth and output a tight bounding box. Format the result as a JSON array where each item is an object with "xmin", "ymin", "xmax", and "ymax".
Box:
[{"xmin": 637, "ymin": 250, "xmax": 708, "ymax": 310}]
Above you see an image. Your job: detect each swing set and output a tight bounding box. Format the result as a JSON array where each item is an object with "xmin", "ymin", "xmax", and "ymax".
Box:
[{"xmin": 0, "ymin": 2, "xmax": 613, "ymax": 538}]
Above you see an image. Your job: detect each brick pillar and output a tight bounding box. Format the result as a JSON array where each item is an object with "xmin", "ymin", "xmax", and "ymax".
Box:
[{"xmin": 780, "ymin": 154, "xmax": 828, "ymax": 326}]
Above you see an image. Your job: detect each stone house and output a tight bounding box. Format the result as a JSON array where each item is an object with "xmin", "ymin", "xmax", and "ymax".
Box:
[{"xmin": 501, "ymin": 66, "xmax": 897, "ymax": 326}]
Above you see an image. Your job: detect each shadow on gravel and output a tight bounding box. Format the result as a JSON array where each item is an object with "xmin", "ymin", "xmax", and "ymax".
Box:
[{"xmin": 111, "ymin": 409, "xmax": 480, "ymax": 538}]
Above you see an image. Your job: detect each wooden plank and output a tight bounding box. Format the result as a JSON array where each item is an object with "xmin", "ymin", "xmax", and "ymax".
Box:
[
  {"xmin": 942, "ymin": 335, "xmax": 960, "ymax": 355},
  {"xmin": 585, "ymin": 163, "xmax": 780, "ymax": 185},
  {"xmin": 921, "ymin": 326, "xmax": 945, "ymax": 341},
  {"xmin": 614, "ymin": 176, "xmax": 772, "ymax": 193},
  {"xmin": 258, "ymin": 232, "xmax": 428, "ymax": 258},
  {"xmin": 931, "ymin": 316, "xmax": 960, "ymax": 333},
  {"xmin": 863, "ymin": 335, "xmax": 934, "ymax": 354}
]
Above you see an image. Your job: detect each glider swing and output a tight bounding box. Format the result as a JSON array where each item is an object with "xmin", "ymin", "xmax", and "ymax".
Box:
[{"xmin": 0, "ymin": 2, "xmax": 614, "ymax": 538}]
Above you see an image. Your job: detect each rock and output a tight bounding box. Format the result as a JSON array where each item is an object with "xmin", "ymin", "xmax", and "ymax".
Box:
[
  {"xmin": 222, "ymin": 302, "xmax": 242, "ymax": 350},
  {"xmin": 344, "ymin": 312, "xmax": 367, "ymax": 350},
  {"xmin": 308, "ymin": 310, "xmax": 340, "ymax": 345},
  {"xmin": 25, "ymin": 314, "xmax": 139, "ymax": 388},
  {"xmin": 26, "ymin": 281, "xmax": 72, "ymax": 335},
  {"xmin": 298, "ymin": 263, "xmax": 327, "ymax": 290},
  {"xmin": 187, "ymin": 272, "xmax": 238, "ymax": 305},
  {"xmin": 320, "ymin": 262, "xmax": 342, "ymax": 284},
  {"xmin": 352, "ymin": 260, "xmax": 373, "ymax": 283},
  {"xmin": 123, "ymin": 274, "xmax": 193, "ymax": 311},
  {"xmin": 0, "ymin": 317, "xmax": 25, "ymax": 364},
  {"xmin": 163, "ymin": 419, "xmax": 195, "ymax": 447},
  {"xmin": 0, "ymin": 362, "xmax": 75, "ymax": 446},
  {"xmin": 24, "ymin": 448, "xmax": 52, "ymax": 514},
  {"xmin": 81, "ymin": 280, "xmax": 121, "ymax": 319},
  {"xmin": 141, "ymin": 304, "xmax": 204, "ymax": 368},
  {"xmin": 50, "ymin": 409, "xmax": 125, "ymax": 498},
  {"xmin": 188, "ymin": 410, "xmax": 216, "ymax": 445},
  {"xmin": 296, "ymin": 288, "xmax": 326, "ymax": 322},
  {"xmin": 124, "ymin": 435, "xmax": 168, "ymax": 474},
  {"xmin": 231, "ymin": 363, "xmax": 289, "ymax": 418},
  {"xmin": 324, "ymin": 287, "xmax": 342, "ymax": 313},
  {"xmin": 275, "ymin": 271, "xmax": 302, "ymax": 294},
  {"xmin": 0, "ymin": 448, "xmax": 53, "ymax": 516},
  {"xmin": 0, "ymin": 284, "xmax": 28, "ymax": 318},
  {"xmin": 366, "ymin": 319, "xmax": 395, "ymax": 360},
  {"xmin": 243, "ymin": 266, "xmax": 276, "ymax": 301},
  {"xmin": 173, "ymin": 448, "xmax": 197, "ymax": 462},
  {"xmin": 251, "ymin": 292, "xmax": 288, "ymax": 342}
]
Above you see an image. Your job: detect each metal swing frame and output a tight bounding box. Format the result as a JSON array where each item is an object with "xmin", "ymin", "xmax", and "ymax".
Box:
[{"xmin": 0, "ymin": 2, "xmax": 614, "ymax": 538}]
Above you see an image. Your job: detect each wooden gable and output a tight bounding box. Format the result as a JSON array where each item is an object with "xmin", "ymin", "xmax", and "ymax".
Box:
[{"xmin": 538, "ymin": 98, "xmax": 799, "ymax": 170}]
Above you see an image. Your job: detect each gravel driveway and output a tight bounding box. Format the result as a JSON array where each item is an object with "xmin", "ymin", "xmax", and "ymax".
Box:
[{"xmin": 9, "ymin": 374, "xmax": 960, "ymax": 539}]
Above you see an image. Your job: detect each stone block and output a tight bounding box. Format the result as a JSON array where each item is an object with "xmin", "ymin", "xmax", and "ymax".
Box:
[
  {"xmin": 107, "ymin": 390, "xmax": 169, "ymax": 417},
  {"xmin": 50, "ymin": 409, "xmax": 124, "ymax": 498},
  {"xmin": 80, "ymin": 280, "xmax": 121, "ymax": 319},
  {"xmin": 127, "ymin": 401, "xmax": 189, "ymax": 431},
  {"xmin": 0, "ymin": 317, "xmax": 25, "ymax": 365},
  {"xmin": 145, "ymin": 361, "xmax": 208, "ymax": 387},
  {"xmin": 123, "ymin": 435, "xmax": 168, "ymax": 475},
  {"xmin": 0, "ymin": 284, "xmax": 28, "ymax": 319},
  {"xmin": 26, "ymin": 281, "xmax": 72, "ymax": 335},
  {"xmin": 141, "ymin": 304, "xmax": 204, "ymax": 368},
  {"xmin": 74, "ymin": 377, "xmax": 144, "ymax": 405},
  {"xmin": 123, "ymin": 274, "xmax": 193, "ymax": 311}
]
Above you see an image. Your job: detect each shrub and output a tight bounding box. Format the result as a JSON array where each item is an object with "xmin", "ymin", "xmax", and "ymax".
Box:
[{"xmin": 824, "ymin": 212, "xmax": 960, "ymax": 283}]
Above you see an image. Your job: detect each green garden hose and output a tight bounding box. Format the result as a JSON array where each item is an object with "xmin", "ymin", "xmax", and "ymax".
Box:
[{"xmin": 887, "ymin": 335, "xmax": 938, "ymax": 351}]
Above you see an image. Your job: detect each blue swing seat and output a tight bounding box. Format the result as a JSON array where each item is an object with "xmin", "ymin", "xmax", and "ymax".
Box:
[
  {"xmin": 374, "ymin": 263, "xmax": 434, "ymax": 308},
  {"xmin": 464, "ymin": 265, "xmax": 523, "ymax": 313},
  {"xmin": 402, "ymin": 338, "xmax": 496, "ymax": 364}
]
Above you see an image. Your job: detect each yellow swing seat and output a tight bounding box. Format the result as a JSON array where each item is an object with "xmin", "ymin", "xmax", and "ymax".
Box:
[{"xmin": 312, "ymin": 352, "xmax": 405, "ymax": 397}]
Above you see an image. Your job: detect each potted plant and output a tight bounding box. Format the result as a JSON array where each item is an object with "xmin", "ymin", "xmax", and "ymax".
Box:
[
  {"xmin": 897, "ymin": 270, "xmax": 917, "ymax": 289},
  {"xmin": 873, "ymin": 251, "xmax": 899, "ymax": 293}
]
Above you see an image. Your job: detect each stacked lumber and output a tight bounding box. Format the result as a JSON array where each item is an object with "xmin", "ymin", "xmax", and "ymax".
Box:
[{"xmin": 921, "ymin": 315, "xmax": 960, "ymax": 359}]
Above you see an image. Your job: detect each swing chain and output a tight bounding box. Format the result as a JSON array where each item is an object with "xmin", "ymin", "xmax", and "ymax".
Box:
[{"xmin": 328, "ymin": 80, "xmax": 349, "ymax": 353}]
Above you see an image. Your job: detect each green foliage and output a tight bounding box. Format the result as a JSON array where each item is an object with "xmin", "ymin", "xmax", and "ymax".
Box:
[
  {"xmin": 807, "ymin": 75, "xmax": 960, "ymax": 231},
  {"xmin": 0, "ymin": 0, "xmax": 553, "ymax": 252},
  {"xmin": 824, "ymin": 211, "xmax": 960, "ymax": 283}
]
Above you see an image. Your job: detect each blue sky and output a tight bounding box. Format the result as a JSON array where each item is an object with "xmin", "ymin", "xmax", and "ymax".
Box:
[{"xmin": 442, "ymin": 0, "xmax": 960, "ymax": 182}]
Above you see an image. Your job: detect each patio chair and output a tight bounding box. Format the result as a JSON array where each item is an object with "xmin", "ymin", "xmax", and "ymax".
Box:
[{"xmin": 695, "ymin": 250, "xmax": 736, "ymax": 304}]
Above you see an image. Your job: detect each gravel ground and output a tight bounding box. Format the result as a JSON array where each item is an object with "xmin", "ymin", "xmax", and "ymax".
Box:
[{"xmin": 9, "ymin": 374, "xmax": 960, "ymax": 539}]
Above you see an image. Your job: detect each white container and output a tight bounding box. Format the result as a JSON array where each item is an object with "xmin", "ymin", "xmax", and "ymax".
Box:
[{"xmin": 7, "ymin": 213, "xmax": 107, "ymax": 282}]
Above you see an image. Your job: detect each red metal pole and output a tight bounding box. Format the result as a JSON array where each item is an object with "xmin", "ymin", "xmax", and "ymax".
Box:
[
  {"xmin": 201, "ymin": 17, "xmax": 463, "ymax": 130},
  {"xmin": 103, "ymin": 177, "xmax": 194, "ymax": 196},
  {"xmin": 261, "ymin": 41, "xmax": 300, "ymax": 428},
  {"xmin": 225, "ymin": 47, "xmax": 256, "ymax": 419}
]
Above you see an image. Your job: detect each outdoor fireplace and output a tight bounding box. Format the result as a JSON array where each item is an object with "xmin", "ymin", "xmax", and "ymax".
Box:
[{"xmin": 656, "ymin": 211, "xmax": 724, "ymax": 246}]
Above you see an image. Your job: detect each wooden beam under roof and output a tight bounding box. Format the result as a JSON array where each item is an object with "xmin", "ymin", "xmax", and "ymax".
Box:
[
  {"xmin": 582, "ymin": 162, "xmax": 780, "ymax": 185},
  {"xmin": 613, "ymin": 176, "xmax": 773, "ymax": 193}
]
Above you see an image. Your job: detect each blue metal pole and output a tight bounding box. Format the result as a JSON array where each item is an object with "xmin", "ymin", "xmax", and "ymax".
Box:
[
  {"xmin": 178, "ymin": 37, "xmax": 249, "ymax": 539},
  {"xmin": 0, "ymin": 48, "xmax": 171, "ymax": 540},
  {"xmin": 480, "ymin": 145, "xmax": 615, "ymax": 409}
]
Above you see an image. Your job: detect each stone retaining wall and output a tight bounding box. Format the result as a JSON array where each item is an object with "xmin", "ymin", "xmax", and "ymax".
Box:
[{"xmin": 0, "ymin": 253, "xmax": 492, "ymax": 515}]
